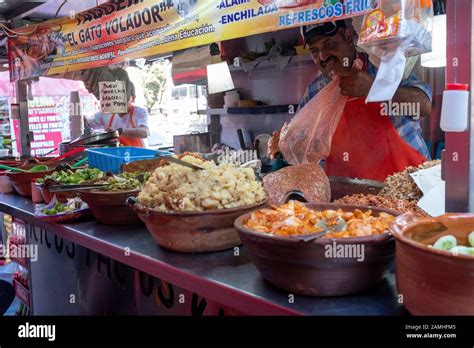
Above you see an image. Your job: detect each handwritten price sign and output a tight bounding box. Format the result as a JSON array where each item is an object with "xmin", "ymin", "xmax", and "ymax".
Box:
[{"xmin": 99, "ymin": 81, "xmax": 127, "ymax": 114}]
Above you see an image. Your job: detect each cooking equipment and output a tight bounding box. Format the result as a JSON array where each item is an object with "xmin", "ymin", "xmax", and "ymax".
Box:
[
  {"xmin": 234, "ymin": 202, "xmax": 399, "ymax": 296},
  {"xmin": 69, "ymin": 130, "xmax": 120, "ymax": 146},
  {"xmin": 59, "ymin": 130, "xmax": 119, "ymax": 159},
  {"xmin": 48, "ymin": 184, "xmax": 109, "ymax": 192},
  {"xmin": 391, "ymin": 213, "xmax": 474, "ymax": 315},
  {"xmin": 173, "ymin": 132, "xmax": 212, "ymax": 154},
  {"xmin": 129, "ymin": 198, "xmax": 266, "ymax": 253}
]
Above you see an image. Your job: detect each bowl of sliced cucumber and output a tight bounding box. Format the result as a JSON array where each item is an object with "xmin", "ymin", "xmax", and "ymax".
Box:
[{"xmin": 391, "ymin": 213, "xmax": 474, "ymax": 315}]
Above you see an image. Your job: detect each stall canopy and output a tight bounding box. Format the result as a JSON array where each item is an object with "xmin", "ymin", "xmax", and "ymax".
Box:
[{"xmin": 8, "ymin": 0, "xmax": 379, "ymax": 82}]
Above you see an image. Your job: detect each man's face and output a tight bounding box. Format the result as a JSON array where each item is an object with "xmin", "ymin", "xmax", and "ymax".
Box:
[{"xmin": 307, "ymin": 29, "xmax": 356, "ymax": 76}]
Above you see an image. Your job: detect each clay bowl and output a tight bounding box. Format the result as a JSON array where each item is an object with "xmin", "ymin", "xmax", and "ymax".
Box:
[
  {"xmin": 78, "ymin": 189, "xmax": 142, "ymax": 226},
  {"xmin": 391, "ymin": 213, "xmax": 474, "ymax": 315},
  {"xmin": 130, "ymin": 199, "xmax": 267, "ymax": 253},
  {"xmin": 35, "ymin": 183, "xmax": 78, "ymax": 204},
  {"xmin": 234, "ymin": 203, "xmax": 400, "ymax": 297},
  {"xmin": 34, "ymin": 165, "xmax": 93, "ymax": 203},
  {"xmin": 7, "ymin": 164, "xmax": 56, "ymax": 197}
]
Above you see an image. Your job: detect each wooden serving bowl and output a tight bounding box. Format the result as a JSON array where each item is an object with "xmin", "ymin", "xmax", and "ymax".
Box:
[
  {"xmin": 36, "ymin": 183, "xmax": 78, "ymax": 204},
  {"xmin": 35, "ymin": 165, "xmax": 93, "ymax": 203},
  {"xmin": 79, "ymin": 189, "xmax": 142, "ymax": 226},
  {"xmin": 129, "ymin": 198, "xmax": 267, "ymax": 253},
  {"xmin": 7, "ymin": 164, "xmax": 56, "ymax": 197},
  {"xmin": 391, "ymin": 213, "xmax": 474, "ymax": 315},
  {"xmin": 234, "ymin": 203, "xmax": 400, "ymax": 297}
]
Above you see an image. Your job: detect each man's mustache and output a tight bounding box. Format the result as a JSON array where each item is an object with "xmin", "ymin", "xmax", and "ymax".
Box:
[{"xmin": 321, "ymin": 56, "xmax": 338, "ymax": 68}]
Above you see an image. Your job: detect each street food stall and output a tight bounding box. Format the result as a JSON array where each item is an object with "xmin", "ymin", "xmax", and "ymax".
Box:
[{"xmin": 0, "ymin": 0, "xmax": 473, "ymax": 321}]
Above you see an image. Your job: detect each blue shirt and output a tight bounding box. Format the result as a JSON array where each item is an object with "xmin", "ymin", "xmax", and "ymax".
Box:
[{"xmin": 299, "ymin": 54, "xmax": 432, "ymax": 160}]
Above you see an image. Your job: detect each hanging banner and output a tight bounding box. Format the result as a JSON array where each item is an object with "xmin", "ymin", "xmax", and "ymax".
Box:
[{"xmin": 8, "ymin": 0, "xmax": 379, "ymax": 82}]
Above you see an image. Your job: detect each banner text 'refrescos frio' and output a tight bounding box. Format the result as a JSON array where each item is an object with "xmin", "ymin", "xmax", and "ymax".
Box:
[{"xmin": 8, "ymin": 0, "xmax": 379, "ymax": 81}]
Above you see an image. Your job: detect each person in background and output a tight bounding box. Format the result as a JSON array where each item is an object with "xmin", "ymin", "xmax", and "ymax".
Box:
[
  {"xmin": 269, "ymin": 20, "xmax": 432, "ymax": 181},
  {"xmin": 87, "ymin": 80, "xmax": 150, "ymax": 148}
]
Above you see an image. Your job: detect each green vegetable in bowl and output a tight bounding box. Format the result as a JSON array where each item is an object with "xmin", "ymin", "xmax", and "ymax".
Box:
[
  {"xmin": 41, "ymin": 202, "xmax": 74, "ymax": 215},
  {"xmin": 432, "ymin": 235, "xmax": 457, "ymax": 251},
  {"xmin": 29, "ymin": 165, "xmax": 49, "ymax": 173},
  {"xmin": 469, "ymin": 231, "xmax": 474, "ymax": 247},
  {"xmin": 450, "ymin": 246, "xmax": 474, "ymax": 256},
  {"xmin": 41, "ymin": 167, "xmax": 104, "ymax": 184},
  {"xmin": 93, "ymin": 172, "xmax": 150, "ymax": 192}
]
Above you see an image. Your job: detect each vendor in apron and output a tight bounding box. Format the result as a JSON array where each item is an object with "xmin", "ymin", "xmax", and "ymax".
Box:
[
  {"xmin": 87, "ymin": 81, "xmax": 150, "ymax": 148},
  {"xmin": 269, "ymin": 20, "xmax": 432, "ymax": 181}
]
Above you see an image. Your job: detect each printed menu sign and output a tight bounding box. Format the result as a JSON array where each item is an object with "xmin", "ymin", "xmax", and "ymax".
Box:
[
  {"xmin": 8, "ymin": 0, "xmax": 379, "ymax": 81},
  {"xmin": 99, "ymin": 81, "xmax": 127, "ymax": 114}
]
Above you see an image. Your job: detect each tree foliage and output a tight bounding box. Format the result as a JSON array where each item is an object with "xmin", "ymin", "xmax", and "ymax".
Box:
[{"xmin": 142, "ymin": 60, "xmax": 169, "ymax": 111}]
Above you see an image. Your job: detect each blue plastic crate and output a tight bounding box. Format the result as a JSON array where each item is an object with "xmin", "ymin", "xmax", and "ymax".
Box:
[{"xmin": 86, "ymin": 147, "xmax": 171, "ymax": 173}]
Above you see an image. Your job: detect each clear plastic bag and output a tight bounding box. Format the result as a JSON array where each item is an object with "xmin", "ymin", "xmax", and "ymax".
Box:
[
  {"xmin": 358, "ymin": 0, "xmax": 433, "ymax": 57},
  {"xmin": 357, "ymin": 0, "xmax": 433, "ymax": 102}
]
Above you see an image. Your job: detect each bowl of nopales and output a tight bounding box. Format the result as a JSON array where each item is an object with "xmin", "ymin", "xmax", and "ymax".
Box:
[
  {"xmin": 129, "ymin": 155, "xmax": 267, "ymax": 253},
  {"xmin": 234, "ymin": 201, "xmax": 400, "ymax": 296},
  {"xmin": 36, "ymin": 167, "xmax": 104, "ymax": 203},
  {"xmin": 78, "ymin": 172, "xmax": 150, "ymax": 226},
  {"xmin": 391, "ymin": 213, "xmax": 474, "ymax": 315}
]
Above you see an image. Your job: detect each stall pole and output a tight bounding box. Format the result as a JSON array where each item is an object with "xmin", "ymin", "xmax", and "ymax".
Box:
[
  {"xmin": 444, "ymin": 0, "xmax": 472, "ymax": 212},
  {"xmin": 14, "ymin": 80, "xmax": 31, "ymax": 157},
  {"xmin": 469, "ymin": 1, "xmax": 474, "ymax": 212}
]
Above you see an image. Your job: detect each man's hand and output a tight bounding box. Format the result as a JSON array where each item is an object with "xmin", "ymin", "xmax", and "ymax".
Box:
[
  {"xmin": 268, "ymin": 130, "xmax": 281, "ymax": 160},
  {"xmin": 333, "ymin": 65, "xmax": 374, "ymax": 98}
]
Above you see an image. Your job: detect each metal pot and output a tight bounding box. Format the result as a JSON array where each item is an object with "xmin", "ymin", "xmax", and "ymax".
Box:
[{"xmin": 173, "ymin": 131, "xmax": 212, "ymax": 154}]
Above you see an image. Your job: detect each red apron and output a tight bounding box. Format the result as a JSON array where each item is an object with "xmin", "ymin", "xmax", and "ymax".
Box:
[
  {"xmin": 325, "ymin": 98, "xmax": 426, "ymax": 181},
  {"xmin": 108, "ymin": 105, "xmax": 143, "ymax": 148}
]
